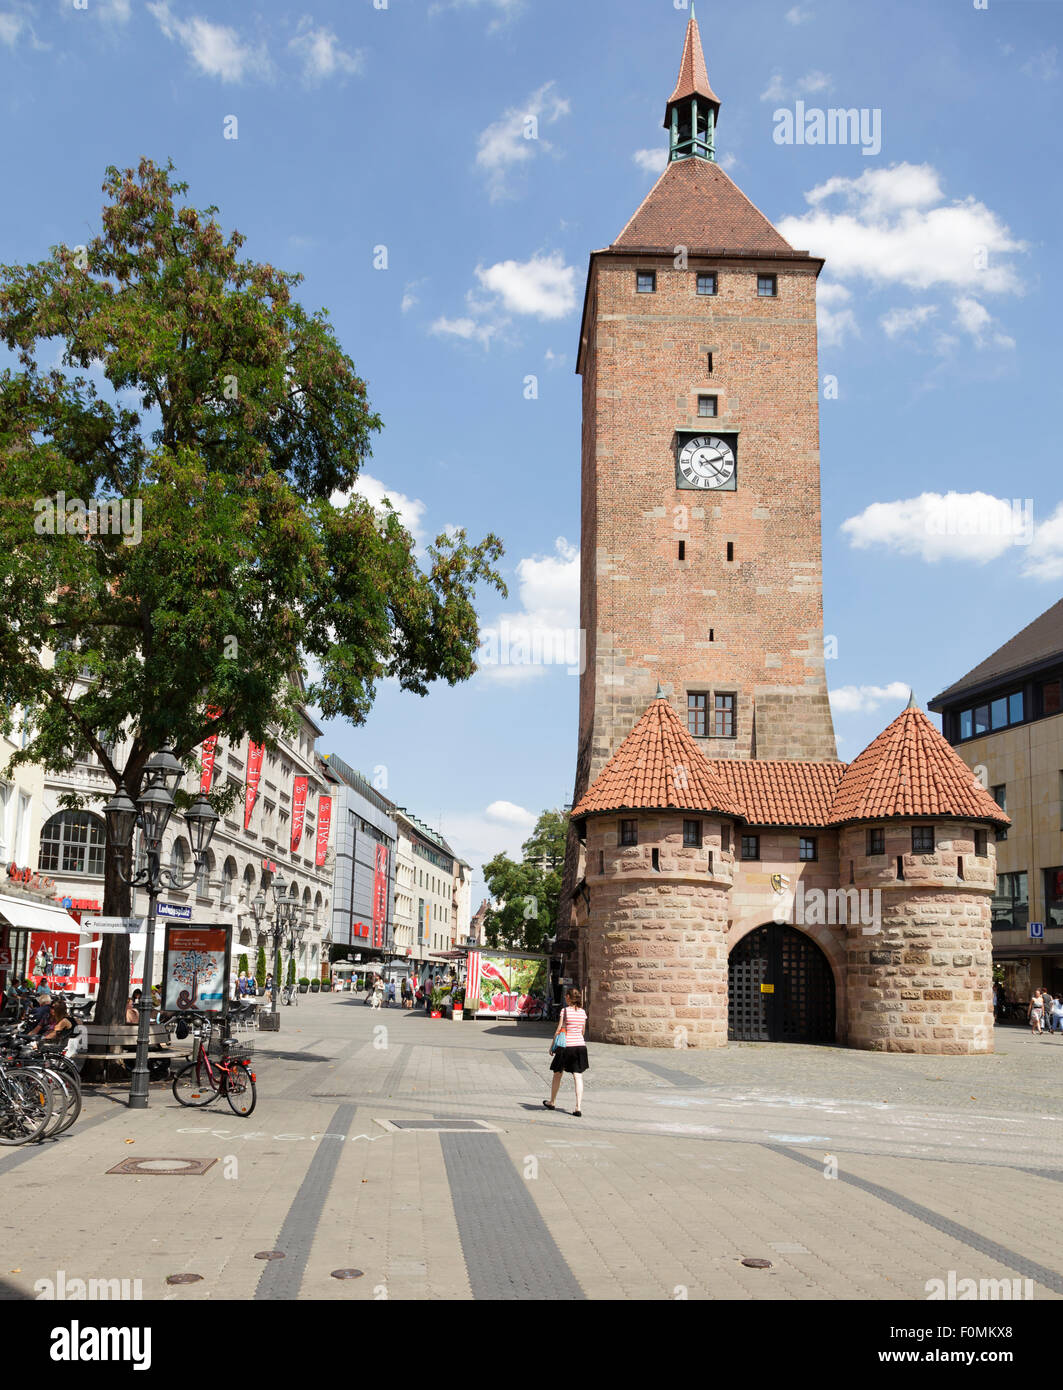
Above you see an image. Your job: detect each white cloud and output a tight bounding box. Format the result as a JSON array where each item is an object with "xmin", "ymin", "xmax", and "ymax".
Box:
[
  {"xmin": 429, "ymin": 315, "xmax": 502, "ymax": 349},
  {"xmin": 816, "ymin": 280, "xmax": 858, "ymax": 347},
  {"xmin": 476, "ymin": 82, "xmax": 569, "ymax": 200},
  {"xmin": 331, "ymin": 473, "xmax": 427, "ymax": 547},
  {"xmin": 147, "ymin": 2, "xmax": 270, "ymax": 82},
  {"xmin": 829, "ymin": 682, "xmax": 910, "ymax": 715},
  {"xmin": 544, "ymin": 348, "xmax": 568, "ymax": 369},
  {"xmin": 477, "ymin": 538, "xmax": 580, "ymax": 685},
  {"xmin": 1023, "ymin": 503, "xmax": 1063, "ymax": 581},
  {"xmin": 97, "ymin": 0, "xmax": 132, "ymax": 20},
  {"xmin": 430, "ymin": 0, "xmax": 525, "ymax": 31},
  {"xmin": 760, "ymin": 70, "xmax": 831, "ymax": 102},
  {"xmin": 952, "ymin": 294, "xmax": 1013, "ymax": 350},
  {"xmin": 475, "ymin": 252, "xmax": 577, "ymax": 321},
  {"xmin": 718, "ymin": 151, "xmax": 738, "ymax": 172},
  {"xmin": 841, "ymin": 492, "xmax": 1035, "ymax": 564},
  {"xmin": 485, "ymin": 800, "xmax": 537, "ymax": 828},
  {"xmin": 0, "ymin": 13, "xmax": 23, "ymax": 44},
  {"xmin": 880, "ymin": 304, "xmax": 937, "ymax": 338},
  {"xmin": 778, "ymin": 163, "xmax": 1027, "ymax": 295},
  {"xmin": 401, "ymin": 280, "xmax": 424, "ymax": 314},
  {"xmin": 786, "ymin": 4, "xmax": 813, "ymax": 22},
  {"xmin": 633, "ymin": 147, "xmax": 668, "ymax": 176},
  {"xmin": 288, "ymin": 21, "xmax": 363, "ymax": 83},
  {"xmin": 1022, "ymin": 46, "xmax": 1058, "ymax": 82}
]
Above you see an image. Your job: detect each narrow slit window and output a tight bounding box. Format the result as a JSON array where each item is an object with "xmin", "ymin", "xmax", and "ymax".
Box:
[
  {"xmin": 706, "ymin": 352, "xmax": 714, "ymax": 374},
  {"xmin": 651, "ymin": 847, "xmax": 660, "ymax": 872},
  {"xmin": 678, "ymin": 540, "xmax": 685, "ymax": 561},
  {"xmin": 726, "ymin": 542, "xmax": 734, "ymax": 562}
]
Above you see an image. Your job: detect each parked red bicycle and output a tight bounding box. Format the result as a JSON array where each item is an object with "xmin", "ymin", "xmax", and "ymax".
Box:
[{"xmin": 171, "ymin": 1011, "xmax": 256, "ymax": 1116}]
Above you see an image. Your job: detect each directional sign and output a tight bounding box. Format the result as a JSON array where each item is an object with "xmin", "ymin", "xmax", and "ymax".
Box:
[
  {"xmin": 78, "ymin": 916, "xmax": 144, "ymax": 934},
  {"xmin": 1030, "ymin": 920, "xmax": 1045, "ymax": 939},
  {"xmin": 157, "ymin": 902, "xmax": 192, "ymax": 921}
]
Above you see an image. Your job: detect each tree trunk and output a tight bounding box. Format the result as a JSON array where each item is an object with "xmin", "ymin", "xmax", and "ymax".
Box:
[{"xmin": 81, "ymin": 830, "xmax": 134, "ymax": 1082}]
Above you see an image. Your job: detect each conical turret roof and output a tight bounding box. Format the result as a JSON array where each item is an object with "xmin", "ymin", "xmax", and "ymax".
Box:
[
  {"xmin": 667, "ymin": 8, "xmax": 720, "ymax": 108},
  {"xmin": 571, "ymin": 695, "xmax": 740, "ymax": 819},
  {"xmin": 829, "ymin": 701, "xmax": 1010, "ymax": 827}
]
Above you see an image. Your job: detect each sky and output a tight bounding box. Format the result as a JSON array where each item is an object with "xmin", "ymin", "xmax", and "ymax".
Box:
[{"xmin": 2, "ymin": 0, "xmax": 1061, "ymax": 903}]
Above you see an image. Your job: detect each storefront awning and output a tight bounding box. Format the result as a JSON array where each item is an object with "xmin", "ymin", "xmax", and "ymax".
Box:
[{"xmin": 0, "ymin": 893, "xmax": 79, "ymax": 933}]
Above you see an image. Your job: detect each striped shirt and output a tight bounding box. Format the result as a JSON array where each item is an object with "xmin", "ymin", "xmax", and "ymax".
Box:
[{"xmin": 560, "ymin": 1008, "xmax": 587, "ymax": 1046}]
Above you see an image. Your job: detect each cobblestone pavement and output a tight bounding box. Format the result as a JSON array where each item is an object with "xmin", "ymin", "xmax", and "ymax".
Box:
[{"xmin": 3, "ymin": 997, "xmax": 1061, "ymax": 1302}]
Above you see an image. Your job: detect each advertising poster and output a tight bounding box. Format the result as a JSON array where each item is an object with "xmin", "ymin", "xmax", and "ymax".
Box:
[
  {"xmin": 474, "ymin": 953, "xmax": 548, "ymax": 1020},
  {"xmin": 161, "ymin": 925, "xmax": 231, "ymax": 1013},
  {"xmin": 291, "ymin": 775, "xmax": 308, "ymax": 852},
  {"xmin": 372, "ymin": 843, "xmax": 388, "ymax": 949},
  {"xmin": 315, "ymin": 795, "xmax": 332, "ymax": 866},
  {"xmin": 199, "ymin": 705, "xmax": 222, "ymax": 793},
  {"xmin": 244, "ymin": 741, "xmax": 265, "ymax": 829}
]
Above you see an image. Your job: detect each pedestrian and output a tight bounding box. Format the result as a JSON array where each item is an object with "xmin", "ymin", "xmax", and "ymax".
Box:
[
  {"xmin": 543, "ymin": 987, "xmax": 589, "ymax": 1117},
  {"xmin": 1029, "ymin": 988, "xmax": 1046, "ymax": 1035},
  {"xmin": 371, "ymin": 975, "xmax": 384, "ymax": 1010},
  {"xmin": 387, "ymin": 979, "xmax": 396, "ymax": 1008},
  {"xmin": 1051, "ymin": 994, "xmax": 1063, "ymax": 1035}
]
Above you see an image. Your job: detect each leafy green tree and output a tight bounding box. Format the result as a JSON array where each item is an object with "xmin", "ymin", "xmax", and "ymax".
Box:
[
  {"xmin": 482, "ymin": 808, "xmax": 568, "ymax": 952},
  {"xmin": 0, "ymin": 159, "xmax": 505, "ymax": 1029},
  {"xmin": 237, "ymin": 953, "xmax": 249, "ymax": 976},
  {"xmin": 255, "ymin": 944, "xmax": 267, "ymax": 990},
  {"xmin": 285, "ymin": 955, "xmax": 295, "ymax": 987}
]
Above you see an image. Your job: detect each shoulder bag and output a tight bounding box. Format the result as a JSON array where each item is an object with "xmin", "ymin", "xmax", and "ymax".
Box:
[{"xmin": 551, "ymin": 1008, "xmax": 567, "ymax": 1054}]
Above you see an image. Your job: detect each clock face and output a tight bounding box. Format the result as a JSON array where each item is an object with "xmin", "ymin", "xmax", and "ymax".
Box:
[{"xmin": 677, "ymin": 435, "xmax": 736, "ymax": 490}]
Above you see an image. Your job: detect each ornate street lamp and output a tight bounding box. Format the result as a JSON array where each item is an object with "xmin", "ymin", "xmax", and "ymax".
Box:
[{"xmin": 102, "ymin": 759, "xmax": 219, "ymax": 1110}]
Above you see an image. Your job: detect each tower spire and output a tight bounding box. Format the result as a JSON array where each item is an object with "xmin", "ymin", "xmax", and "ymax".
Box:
[{"xmin": 664, "ymin": 8, "xmax": 720, "ymax": 162}]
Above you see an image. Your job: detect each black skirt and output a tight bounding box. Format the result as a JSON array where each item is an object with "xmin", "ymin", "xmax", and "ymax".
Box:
[{"xmin": 550, "ymin": 1044, "xmax": 589, "ymax": 1074}]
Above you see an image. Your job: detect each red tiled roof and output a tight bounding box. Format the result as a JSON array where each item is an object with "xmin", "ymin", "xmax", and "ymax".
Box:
[
  {"xmin": 711, "ymin": 759, "xmax": 846, "ymax": 828},
  {"xmin": 667, "ymin": 12, "xmax": 719, "ymax": 108},
  {"xmin": 829, "ymin": 701, "xmax": 1010, "ymax": 827},
  {"xmin": 571, "ymin": 697, "xmax": 740, "ymax": 819},
  {"xmin": 612, "ymin": 157, "xmax": 796, "ymax": 256}
]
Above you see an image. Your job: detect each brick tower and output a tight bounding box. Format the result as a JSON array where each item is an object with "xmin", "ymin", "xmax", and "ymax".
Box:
[{"xmin": 572, "ymin": 7, "xmax": 837, "ymax": 820}]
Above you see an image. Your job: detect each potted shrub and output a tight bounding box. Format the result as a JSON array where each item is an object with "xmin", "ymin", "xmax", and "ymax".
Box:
[
  {"xmin": 255, "ymin": 944, "xmax": 267, "ymax": 995},
  {"xmin": 321, "ymin": 975, "xmax": 332, "ymax": 993},
  {"xmin": 310, "ymin": 978, "xmax": 320, "ymax": 993},
  {"xmin": 451, "ymin": 988, "xmax": 465, "ymax": 1021},
  {"xmin": 298, "ymin": 976, "xmax": 310, "ymax": 994},
  {"xmin": 286, "ymin": 957, "xmax": 296, "ymax": 988}
]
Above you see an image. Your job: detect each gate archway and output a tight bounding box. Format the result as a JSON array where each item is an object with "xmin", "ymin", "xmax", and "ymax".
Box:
[{"xmin": 728, "ymin": 923, "xmax": 836, "ymax": 1043}]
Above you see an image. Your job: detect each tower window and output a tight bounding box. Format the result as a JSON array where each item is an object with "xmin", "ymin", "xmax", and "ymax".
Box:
[
  {"xmin": 912, "ymin": 826, "xmax": 935, "ymax": 854},
  {"xmin": 636, "ymin": 271, "xmax": 656, "ymax": 294},
  {"xmin": 687, "ymin": 693, "xmax": 707, "ymax": 737},
  {"xmin": 683, "ymin": 819, "xmax": 702, "ymax": 848},
  {"xmin": 620, "ymin": 818, "xmax": 638, "ymax": 846},
  {"xmin": 866, "ymin": 827, "xmax": 884, "ymax": 856},
  {"xmin": 757, "ymin": 274, "xmax": 777, "ymax": 297},
  {"xmin": 708, "ymin": 629, "xmax": 714, "ymax": 642},
  {"xmin": 696, "ymin": 273, "xmax": 717, "ymax": 296},
  {"xmin": 698, "ymin": 395, "xmax": 717, "ymax": 418},
  {"xmin": 726, "ymin": 541, "xmax": 734, "ymax": 562},
  {"xmin": 799, "ymin": 836, "xmax": 817, "ymax": 862},
  {"xmin": 706, "ymin": 352, "xmax": 713, "ymax": 374},
  {"xmin": 651, "ymin": 847, "xmax": 660, "ymax": 871},
  {"xmin": 678, "ymin": 540, "xmax": 685, "ymax": 561},
  {"xmin": 974, "ymin": 829, "xmax": 988, "ymax": 856},
  {"xmin": 598, "ymin": 850, "xmax": 604, "ymax": 874},
  {"xmin": 721, "ymin": 824, "xmax": 731, "ymax": 853},
  {"xmin": 741, "ymin": 834, "xmax": 760, "ymax": 861},
  {"xmin": 713, "ymin": 693, "xmax": 735, "ymax": 738},
  {"xmin": 992, "ymin": 784, "xmax": 1007, "ymax": 842}
]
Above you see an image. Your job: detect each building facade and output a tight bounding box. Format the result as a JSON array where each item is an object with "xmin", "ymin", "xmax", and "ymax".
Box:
[
  {"xmin": 324, "ymin": 753, "xmax": 397, "ymax": 970},
  {"xmin": 563, "ymin": 15, "xmax": 1007, "ymax": 1054},
  {"xmin": 929, "ymin": 597, "xmax": 1063, "ymax": 1003}
]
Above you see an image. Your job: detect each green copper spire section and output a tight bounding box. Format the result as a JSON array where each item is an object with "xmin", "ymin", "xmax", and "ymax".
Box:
[{"xmin": 663, "ymin": 8, "xmax": 720, "ymax": 163}]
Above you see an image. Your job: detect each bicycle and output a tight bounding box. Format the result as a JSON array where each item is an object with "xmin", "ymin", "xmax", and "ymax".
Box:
[
  {"xmin": 0, "ymin": 1027, "xmax": 83, "ymax": 1139},
  {"xmin": 0, "ymin": 1061, "xmax": 54, "ymax": 1145},
  {"xmin": 171, "ymin": 1012, "xmax": 256, "ymax": 1116}
]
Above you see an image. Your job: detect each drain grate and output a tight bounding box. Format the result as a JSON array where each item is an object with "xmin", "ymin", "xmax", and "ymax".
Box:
[
  {"xmin": 375, "ymin": 1118, "xmax": 499, "ymax": 1133},
  {"xmin": 107, "ymin": 1157, "xmax": 218, "ymax": 1177}
]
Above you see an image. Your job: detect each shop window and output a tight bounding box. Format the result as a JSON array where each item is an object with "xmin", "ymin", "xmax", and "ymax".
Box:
[{"xmin": 1044, "ymin": 867, "xmax": 1063, "ymax": 930}]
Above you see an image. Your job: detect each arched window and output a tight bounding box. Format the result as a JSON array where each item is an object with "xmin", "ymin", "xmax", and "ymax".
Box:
[
  {"xmin": 221, "ymin": 858, "xmax": 238, "ymax": 907},
  {"xmin": 38, "ymin": 812, "xmax": 106, "ymax": 876},
  {"xmin": 196, "ymin": 850, "xmax": 214, "ymax": 900},
  {"xmin": 169, "ymin": 838, "xmax": 188, "ymax": 882}
]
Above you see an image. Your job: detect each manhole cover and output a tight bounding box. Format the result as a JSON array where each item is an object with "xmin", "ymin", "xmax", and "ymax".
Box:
[
  {"xmin": 254, "ymin": 1251, "xmax": 285, "ymax": 1261},
  {"xmin": 331, "ymin": 1269, "xmax": 364, "ymax": 1280},
  {"xmin": 375, "ymin": 1118, "xmax": 499, "ymax": 1133},
  {"xmin": 741, "ymin": 1258, "xmax": 773, "ymax": 1269},
  {"xmin": 107, "ymin": 1157, "xmax": 218, "ymax": 1177},
  {"xmin": 166, "ymin": 1273, "xmax": 203, "ymax": 1285}
]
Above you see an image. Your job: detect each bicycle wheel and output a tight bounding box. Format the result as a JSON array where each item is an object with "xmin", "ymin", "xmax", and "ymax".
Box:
[
  {"xmin": 223, "ymin": 1061, "xmax": 256, "ymax": 1116},
  {"xmin": 36, "ymin": 1068, "xmax": 73, "ymax": 1139},
  {"xmin": 171, "ymin": 1059, "xmax": 221, "ymax": 1107},
  {"xmin": 0, "ymin": 1071, "xmax": 53, "ymax": 1145},
  {"xmin": 49, "ymin": 1068, "xmax": 83, "ymax": 1135}
]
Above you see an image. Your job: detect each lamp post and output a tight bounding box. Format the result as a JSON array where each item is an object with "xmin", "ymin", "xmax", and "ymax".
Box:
[
  {"xmin": 102, "ymin": 750, "xmax": 219, "ymax": 1110},
  {"xmin": 250, "ymin": 873, "xmax": 306, "ymax": 1025}
]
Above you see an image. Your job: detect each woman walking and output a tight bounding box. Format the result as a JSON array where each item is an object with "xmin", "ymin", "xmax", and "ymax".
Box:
[
  {"xmin": 1029, "ymin": 988, "xmax": 1046, "ymax": 1035},
  {"xmin": 543, "ymin": 988, "xmax": 589, "ymax": 1116}
]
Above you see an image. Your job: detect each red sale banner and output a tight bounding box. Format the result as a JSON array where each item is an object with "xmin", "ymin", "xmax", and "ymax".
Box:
[
  {"xmin": 315, "ymin": 796, "xmax": 332, "ymax": 867},
  {"xmin": 244, "ymin": 741, "xmax": 265, "ymax": 829},
  {"xmin": 291, "ymin": 776, "xmax": 308, "ymax": 852},
  {"xmin": 199, "ymin": 705, "xmax": 223, "ymax": 793},
  {"xmin": 372, "ymin": 843, "xmax": 388, "ymax": 950}
]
